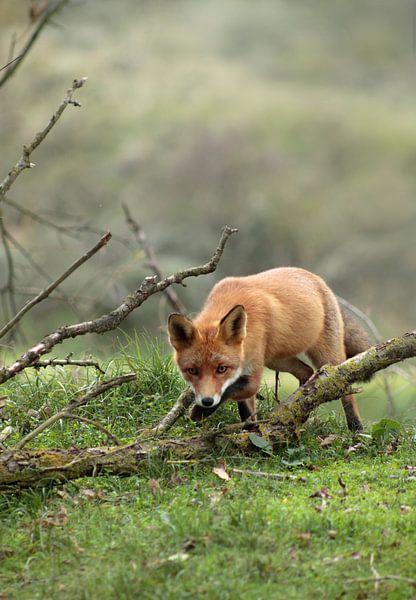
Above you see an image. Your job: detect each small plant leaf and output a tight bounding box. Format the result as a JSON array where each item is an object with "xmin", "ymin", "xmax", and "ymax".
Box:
[
  {"xmin": 248, "ymin": 433, "xmax": 273, "ymax": 455},
  {"xmin": 371, "ymin": 419, "xmax": 403, "ymax": 441}
]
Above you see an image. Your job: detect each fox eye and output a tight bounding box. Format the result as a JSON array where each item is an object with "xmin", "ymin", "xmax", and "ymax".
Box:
[
  {"xmin": 187, "ymin": 367, "xmax": 199, "ymax": 376},
  {"xmin": 216, "ymin": 366, "xmax": 228, "ymax": 374}
]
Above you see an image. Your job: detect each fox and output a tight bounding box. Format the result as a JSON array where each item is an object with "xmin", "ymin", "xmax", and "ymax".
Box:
[{"xmin": 167, "ymin": 267, "xmax": 370, "ymax": 431}]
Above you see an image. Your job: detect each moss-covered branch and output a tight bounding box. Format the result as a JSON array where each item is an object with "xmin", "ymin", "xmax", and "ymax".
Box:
[{"xmin": 0, "ymin": 331, "xmax": 415, "ymax": 488}]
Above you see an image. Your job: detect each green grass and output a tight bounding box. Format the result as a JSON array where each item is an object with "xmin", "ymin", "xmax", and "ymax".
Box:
[{"xmin": 0, "ymin": 344, "xmax": 415, "ymax": 599}]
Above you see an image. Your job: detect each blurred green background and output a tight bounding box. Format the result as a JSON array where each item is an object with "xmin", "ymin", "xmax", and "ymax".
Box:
[{"xmin": 1, "ymin": 0, "xmax": 416, "ymax": 359}]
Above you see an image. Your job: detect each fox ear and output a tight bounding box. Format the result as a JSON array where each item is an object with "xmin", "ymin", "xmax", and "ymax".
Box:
[
  {"xmin": 167, "ymin": 313, "xmax": 197, "ymax": 350},
  {"xmin": 218, "ymin": 305, "xmax": 246, "ymax": 345}
]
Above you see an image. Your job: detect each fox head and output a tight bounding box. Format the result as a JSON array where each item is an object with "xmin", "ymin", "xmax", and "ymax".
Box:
[{"xmin": 168, "ymin": 305, "xmax": 247, "ymax": 409}]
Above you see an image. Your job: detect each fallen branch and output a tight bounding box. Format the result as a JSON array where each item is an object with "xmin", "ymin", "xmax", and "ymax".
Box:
[
  {"xmin": 0, "ymin": 232, "xmax": 112, "ymax": 339},
  {"xmin": 1, "ymin": 331, "xmax": 415, "ymax": 488},
  {"xmin": 0, "ymin": 226, "xmax": 237, "ymax": 385}
]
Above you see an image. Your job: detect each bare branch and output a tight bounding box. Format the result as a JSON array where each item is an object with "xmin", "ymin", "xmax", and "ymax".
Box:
[
  {"xmin": 0, "ymin": 226, "xmax": 237, "ymax": 384},
  {"xmin": 14, "ymin": 373, "xmax": 136, "ymax": 450},
  {"xmin": 0, "ymin": 232, "xmax": 112, "ymax": 339},
  {"xmin": 0, "ymin": 0, "xmax": 71, "ymax": 88},
  {"xmin": 122, "ymin": 203, "xmax": 186, "ymax": 314},
  {"xmin": 0, "ymin": 77, "xmax": 88, "ymax": 202},
  {"xmin": 32, "ymin": 357, "xmax": 105, "ymax": 374}
]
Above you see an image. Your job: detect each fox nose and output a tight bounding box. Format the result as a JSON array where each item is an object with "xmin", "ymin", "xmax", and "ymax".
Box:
[{"xmin": 201, "ymin": 397, "xmax": 214, "ymax": 407}]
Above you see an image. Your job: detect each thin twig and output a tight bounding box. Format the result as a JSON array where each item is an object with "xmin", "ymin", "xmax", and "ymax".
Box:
[
  {"xmin": 0, "ymin": 217, "xmax": 19, "ymax": 340},
  {"xmin": 122, "ymin": 203, "xmax": 185, "ymax": 314},
  {"xmin": 0, "ymin": 0, "xmax": 71, "ymax": 88},
  {"xmin": 347, "ymin": 575, "xmax": 416, "ymax": 586},
  {"xmin": 0, "ymin": 226, "xmax": 238, "ymax": 385},
  {"xmin": 60, "ymin": 413, "xmax": 121, "ymax": 445},
  {"xmin": 14, "ymin": 373, "xmax": 136, "ymax": 450},
  {"xmin": 3, "ymin": 197, "xmax": 80, "ymax": 240},
  {"xmin": 0, "ymin": 232, "xmax": 112, "ymax": 339},
  {"xmin": 231, "ymin": 468, "xmax": 306, "ymax": 482},
  {"xmin": 0, "ymin": 77, "xmax": 88, "ymax": 202}
]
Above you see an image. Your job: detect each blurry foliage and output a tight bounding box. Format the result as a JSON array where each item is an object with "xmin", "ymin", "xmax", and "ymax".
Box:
[{"xmin": 0, "ymin": 0, "xmax": 416, "ymax": 350}]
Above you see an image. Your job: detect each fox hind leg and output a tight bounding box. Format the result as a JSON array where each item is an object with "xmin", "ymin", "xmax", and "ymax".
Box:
[{"xmin": 307, "ymin": 323, "xmax": 362, "ymax": 432}]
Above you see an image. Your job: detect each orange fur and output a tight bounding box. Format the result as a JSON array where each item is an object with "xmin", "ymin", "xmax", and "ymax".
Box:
[{"xmin": 168, "ymin": 267, "xmax": 368, "ymax": 430}]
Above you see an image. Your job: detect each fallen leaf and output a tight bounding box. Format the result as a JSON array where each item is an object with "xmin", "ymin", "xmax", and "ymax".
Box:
[
  {"xmin": 40, "ymin": 506, "xmax": 68, "ymax": 528},
  {"xmin": 310, "ymin": 487, "xmax": 332, "ymax": 499},
  {"xmin": 212, "ymin": 465, "xmax": 230, "ymax": 481},
  {"xmin": 79, "ymin": 489, "xmax": 105, "ymax": 501},
  {"xmin": 345, "ymin": 443, "xmax": 363, "ymax": 455},
  {"xmin": 296, "ymin": 532, "xmax": 312, "ymax": 541},
  {"xmin": 319, "ymin": 434, "xmax": 338, "ymax": 447}
]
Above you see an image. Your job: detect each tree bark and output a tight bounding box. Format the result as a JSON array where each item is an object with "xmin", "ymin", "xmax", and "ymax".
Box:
[{"xmin": 1, "ymin": 331, "xmax": 415, "ymax": 489}]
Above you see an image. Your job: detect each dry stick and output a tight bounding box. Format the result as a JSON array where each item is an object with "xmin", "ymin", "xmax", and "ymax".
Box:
[
  {"xmin": 150, "ymin": 388, "xmax": 195, "ymax": 435},
  {"xmin": 347, "ymin": 575, "xmax": 416, "ymax": 587},
  {"xmin": 0, "ymin": 226, "xmax": 237, "ymax": 385},
  {"xmin": 0, "ymin": 77, "xmax": 88, "ymax": 202},
  {"xmin": 0, "ymin": 0, "xmax": 71, "ymax": 88},
  {"xmin": 122, "ymin": 203, "xmax": 186, "ymax": 314},
  {"xmin": 32, "ymin": 357, "xmax": 105, "ymax": 374},
  {"xmin": 0, "ymin": 232, "xmax": 112, "ymax": 339},
  {"xmin": 59, "ymin": 413, "xmax": 121, "ymax": 445},
  {"xmin": 14, "ymin": 373, "xmax": 136, "ymax": 450},
  {"xmin": 231, "ymin": 468, "xmax": 305, "ymax": 482}
]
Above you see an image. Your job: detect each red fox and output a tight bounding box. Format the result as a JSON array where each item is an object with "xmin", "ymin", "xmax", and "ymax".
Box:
[{"xmin": 167, "ymin": 267, "xmax": 370, "ymax": 431}]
